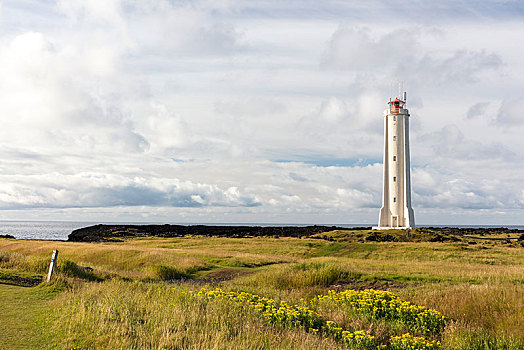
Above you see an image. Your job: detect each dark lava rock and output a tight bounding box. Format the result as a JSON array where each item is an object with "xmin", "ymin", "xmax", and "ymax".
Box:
[
  {"xmin": 429, "ymin": 233, "xmax": 461, "ymax": 242},
  {"xmin": 365, "ymin": 232, "xmax": 398, "ymax": 242},
  {"xmin": 0, "ymin": 234, "xmax": 15, "ymax": 239},
  {"xmin": 78, "ymin": 266, "xmax": 94, "ymax": 272},
  {"xmin": 68, "ymin": 224, "xmax": 367, "ymax": 242},
  {"xmin": 0, "ymin": 275, "xmax": 42, "ymax": 287},
  {"xmin": 423, "ymin": 227, "xmax": 521, "ymax": 237}
]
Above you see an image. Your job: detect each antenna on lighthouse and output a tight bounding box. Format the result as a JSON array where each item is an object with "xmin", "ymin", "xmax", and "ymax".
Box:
[
  {"xmin": 403, "ymin": 91, "xmax": 407, "ymax": 103},
  {"xmin": 397, "ymin": 81, "xmax": 403, "ymax": 99}
]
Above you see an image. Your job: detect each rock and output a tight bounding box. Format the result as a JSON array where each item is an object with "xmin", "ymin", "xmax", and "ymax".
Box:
[
  {"xmin": 67, "ymin": 224, "xmax": 368, "ymax": 242},
  {"xmin": 78, "ymin": 266, "xmax": 94, "ymax": 272},
  {"xmin": 365, "ymin": 233, "xmax": 398, "ymax": 242}
]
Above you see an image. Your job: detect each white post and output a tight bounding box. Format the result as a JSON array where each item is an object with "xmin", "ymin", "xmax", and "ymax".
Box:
[{"xmin": 46, "ymin": 250, "xmax": 59, "ymax": 282}]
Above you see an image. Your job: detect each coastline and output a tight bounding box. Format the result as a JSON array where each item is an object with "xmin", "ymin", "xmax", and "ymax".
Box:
[{"xmin": 1, "ymin": 220, "xmax": 524, "ymax": 241}]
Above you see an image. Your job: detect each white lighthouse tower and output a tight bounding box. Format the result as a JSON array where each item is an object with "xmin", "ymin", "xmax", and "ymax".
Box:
[{"xmin": 375, "ymin": 92, "xmax": 415, "ymax": 229}]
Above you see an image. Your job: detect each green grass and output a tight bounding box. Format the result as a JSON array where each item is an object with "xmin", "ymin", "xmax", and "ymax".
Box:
[
  {"xmin": 58, "ymin": 259, "xmax": 104, "ymax": 281},
  {"xmin": 150, "ymin": 264, "xmax": 192, "ymax": 280},
  {"xmin": 0, "ymin": 283, "xmax": 57, "ymax": 349},
  {"xmin": 0, "ymin": 269, "xmax": 43, "ymax": 286},
  {"xmin": 1, "ymin": 232, "xmax": 524, "ymax": 349},
  {"xmin": 233, "ymin": 262, "xmax": 363, "ymax": 290}
]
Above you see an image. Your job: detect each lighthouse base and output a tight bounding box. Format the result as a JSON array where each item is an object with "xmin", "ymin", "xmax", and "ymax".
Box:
[{"xmin": 372, "ymin": 226, "xmax": 413, "ymax": 230}]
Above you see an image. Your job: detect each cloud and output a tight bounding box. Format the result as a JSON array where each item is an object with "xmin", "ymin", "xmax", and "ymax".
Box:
[
  {"xmin": 416, "ymin": 124, "xmax": 515, "ymax": 161},
  {"xmin": 135, "ymin": 103, "xmax": 192, "ymax": 153},
  {"xmin": 496, "ymin": 97, "xmax": 524, "ymax": 126},
  {"xmin": 323, "ymin": 27, "xmax": 420, "ymax": 70},
  {"xmin": 116, "ymin": 0, "xmax": 245, "ymax": 56},
  {"xmin": 412, "ymin": 167, "xmax": 524, "ymax": 210},
  {"xmin": 298, "ymin": 97, "xmax": 352, "ymax": 135},
  {"xmin": 323, "ymin": 26, "xmax": 503, "ymax": 85},
  {"xmin": 289, "ymin": 172, "xmax": 308, "ymax": 182},
  {"xmin": 220, "ymin": 1, "xmax": 524, "ymax": 23},
  {"xmin": 215, "ymin": 98, "xmax": 287, "ymax": 118},
  {"xmin": 295, "ymin": 93, "xmax": 384, "ymax": 151},
  {"xmin": 404, "ymin": 50, "xmax": 502, "ymax": 85},
  {"xmin": 57, "ymin": 0, "xmax": 125, "ymax": 25},
  {"xmin": 0, "ymin": 173, "xmax": 260, "ymax": 209},
  {"xmin": 467, "ymin": 102, "xmax": 490, "ymax": 119},
  {"xmin": 0, "ymin": 31, "xmax": 153, "ymax": 156}
]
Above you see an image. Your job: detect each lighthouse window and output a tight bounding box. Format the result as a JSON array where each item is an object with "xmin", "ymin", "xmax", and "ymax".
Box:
[
  {"xmin": 393, "ymin": 116, "xmax": 396, "ymax": 121},
  {"xmin": 393, "ymin": 176, "xmax": 396, "ymax": 182},
  {"xmin": 393, "ymin": 136, "xmax": 397, "ymax": 141},
  {"xmin": 393, "ymin": 197, "xmax": 397, "ymax": 203},
  {"xmin": 393, "ymin": 156, "xmax": 396, "ymax": 161}
]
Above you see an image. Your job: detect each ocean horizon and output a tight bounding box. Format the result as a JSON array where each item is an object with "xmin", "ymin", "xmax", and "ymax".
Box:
[{"xmin": 1, "ymin": 220, "xmax": 523, "ymax": 241}]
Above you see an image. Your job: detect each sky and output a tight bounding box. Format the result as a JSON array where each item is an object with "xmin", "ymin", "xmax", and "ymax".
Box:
[{"xmin": 0, "ymin": 0, "xmax": 523, "ymax": 225}]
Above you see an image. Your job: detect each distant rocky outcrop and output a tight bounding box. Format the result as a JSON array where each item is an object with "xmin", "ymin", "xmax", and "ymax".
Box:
[
  {"xmin": 67, "ymin": 224, "xmax": 524, "ymax": 243},
  {"xmin": 68, "ymin": 224, "xmax": 369, "ymax": 242},
  {"xmin": 416, "ymin": 227, "xmax": 523, "ymax": 236}
]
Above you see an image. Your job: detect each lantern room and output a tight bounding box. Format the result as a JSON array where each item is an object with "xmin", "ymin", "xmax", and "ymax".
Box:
[{"xmin": 388, "ymin": 98, "xmax": 405, "ymax": 114}]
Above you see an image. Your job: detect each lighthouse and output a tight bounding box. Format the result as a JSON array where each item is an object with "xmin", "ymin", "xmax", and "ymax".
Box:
[{"xmin": 375, "ymin": 92, "xmax": 415, "ymax": 229}]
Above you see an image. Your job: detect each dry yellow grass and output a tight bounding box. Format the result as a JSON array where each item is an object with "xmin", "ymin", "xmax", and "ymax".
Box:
[{"xmin": 51, "ymin": 280, "xmax": 344, "ymax": 350}]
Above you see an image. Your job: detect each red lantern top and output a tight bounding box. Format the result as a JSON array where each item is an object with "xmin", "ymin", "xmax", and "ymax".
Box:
[{"xmin": 388, "ymin": 98, "xmax": 405, "ymax": 114}]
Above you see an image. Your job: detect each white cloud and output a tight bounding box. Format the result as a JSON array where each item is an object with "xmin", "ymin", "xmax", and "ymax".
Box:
[
  {"xmin": 323, "ymin": 26, "xmax": 503, "ymax": 86},
  {"xmin": 57, "ymin": 0, "xmax": 125, "ymax": 24},
  {"xmin": 497, "ymin": 97, "xmax": 524, "ymax": 126},
  {"xmin": 298, "ymin": 97, "xmax": 352, "ymax": 135},
  {"xmin": 412, "ymin": 170, "xmax": 521, "ymax": 210},
  {"xmin": 324, "ymin": 26, "xmax": 420, "ymax": 70},
  {"xmin": 0, "ymin": 172, "xmax": 260, "ymax": 209},
  {"xmin": 416, "ymin": 124, "xmax": 516, "ymax": 162}
]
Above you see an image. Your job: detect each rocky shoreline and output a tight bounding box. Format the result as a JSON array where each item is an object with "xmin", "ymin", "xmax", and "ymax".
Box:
[
  {"xmin": 67, "ymin": 224, "xmax": 368, "ymax": 242},
  {"xmin": 66, "ymin": 224, "xmax": 524, "ymax": 243}
]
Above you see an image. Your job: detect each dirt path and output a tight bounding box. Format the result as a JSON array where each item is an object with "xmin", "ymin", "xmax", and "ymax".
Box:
[{"xmin": 0, "ymin": 283, "xmax": 51, "ymax": 349}]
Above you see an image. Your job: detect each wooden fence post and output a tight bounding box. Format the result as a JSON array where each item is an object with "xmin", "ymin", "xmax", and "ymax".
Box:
[{"xmin": 46, "ymin": 250, "xmax": 59, "ymax": 282}]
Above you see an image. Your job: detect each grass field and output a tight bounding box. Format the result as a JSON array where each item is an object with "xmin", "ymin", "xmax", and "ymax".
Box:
[
  {"xmin": 1, "ymin": 229, "xmax": 523, "ymax": 349},
  {"xmin": 0, "ymin": 283, "xmax": 56, "ymax": 349}
]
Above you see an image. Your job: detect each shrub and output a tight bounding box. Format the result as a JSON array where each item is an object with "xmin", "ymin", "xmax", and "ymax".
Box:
[
  {"xmin": 58, "ymin": 260, "xmax": 102, "ymax": 281},
  {"xmin": 390, "ymin": 333, "xmax": 440, "ymax": 349},
  {"xmin": 194, "ymin": 288, "xmax": 379, "ymax": 349},
  {"xmin": 152, "ymin": 265, "xmax": 190, "ymax": 281},
  {"xmin": 248, "ymin": 262, "xmax": 360, "ymax": 289},
  {"xmin": 315, "ymin": 289, "xmax": 447, "ymax": 336}
]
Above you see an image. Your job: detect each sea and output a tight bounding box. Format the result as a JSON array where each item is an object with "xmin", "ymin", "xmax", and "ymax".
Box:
[{"xmin": 0, "ymin": 221, "xmax": 523, "ymax": 241}]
